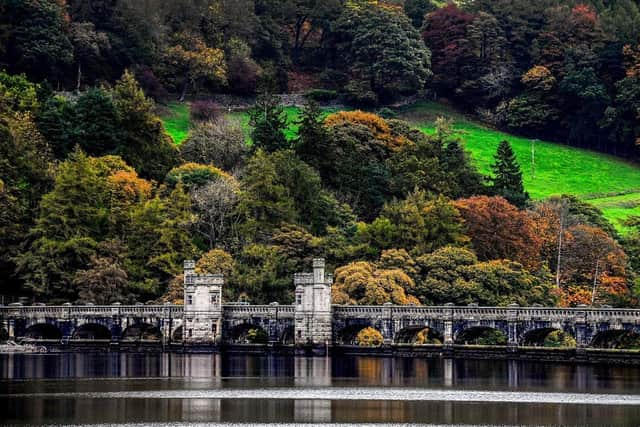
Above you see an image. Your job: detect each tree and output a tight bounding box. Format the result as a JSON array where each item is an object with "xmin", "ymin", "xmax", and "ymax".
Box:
[
  {"xmin": 371, "ymin": 191, "xmax": 468, "ymax": 256},
  {"xmin": 192, "ymin": 179, "xmax": 242, "ymax": 251},
  {"xmin": 111, "ymin": 70, "xmax": 179, "ymax": 181},
  {"xmin": 454, "ymin": 196, "xmax": 542, "ymax": 270},
  {"xmin": 164, "ymin": 32, "xmax": 227, "ymax": 101},
  {"xmin": 356, "ymin": 327, "xmax": 384, "ymax": 347},
  {"xmin": 330, "ymin": 2, "xmax": 432, "ymax": 103},
  {"xmin": 37, "ymin": 96, "xmax": 76, "ymax": 158},
  {"xmin": 404, "ymin": 0, "xmax": 436, "ymax": 28},
  {"xmin": 490, "ymin": 140, "xmax": 528, "ymax": 207},
  {"xmin": 165, "ymin": 163, "xmax": 232, "ymax": 191},
  {"xmin": 196, "ymin": 249, "xmax": 234, "ymax": 278},
  {"xmin": 295, "ymin": 101, "xmax": 328, "ymax": 165},
  {"xmin": 249, "ymin": 92, "xmax": 288, "ymax": 152},
  {"xmin": 74, "ymin": 240, "xmax": 128, "ymax": 304},
  {"xmin": 421, "ymin": 4, "xmax": 475, "ymax": 93},
  {"xmin": 181, "ymin": 118, "xmax": 248, "ymax": 172},
  {"xmin": 237, "ymin": 149, "xmax": 297, "ymax": 240},
  {"xmin": 331, "ymin": 261, "xmax": 419, "ymax": 306},
  {"xmin": 0, "ymin": 0, "xmax": 73, "ymax": 82},
  {"xmin": 74, "ymin": 88, "xmax": 122, "ymax": 156},
  {"xmin": 69, "ymin": 22, "xmax": 111, "ymax": 90}
]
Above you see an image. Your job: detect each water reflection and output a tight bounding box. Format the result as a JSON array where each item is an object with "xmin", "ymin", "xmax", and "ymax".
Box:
[{"xmin": 1, "ymin": 353, "xmax": 640, "ymax": 426}]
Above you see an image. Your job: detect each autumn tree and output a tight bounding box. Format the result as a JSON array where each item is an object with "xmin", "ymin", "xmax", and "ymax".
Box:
[
  {"xmin": 164, "ymin": 32, "xmax": 227, "ymax": 101},
  {"xmin": 454, "ymin": 196, "xmax": 541, "ymax": 269},
  {"xmin": 332, "ymin": 261, "xmax": 419, "ymax": 306}
]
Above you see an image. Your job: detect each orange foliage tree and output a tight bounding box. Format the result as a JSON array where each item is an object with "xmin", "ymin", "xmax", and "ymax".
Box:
[{"xmin": 454, "ymin": 196, "xmax": 542, "ymax": 270}]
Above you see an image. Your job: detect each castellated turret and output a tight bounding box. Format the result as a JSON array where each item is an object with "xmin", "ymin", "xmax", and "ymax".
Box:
[
  {"xmin": 183, "ymin": 260, "xmax": 223, "ymax": 343},
  {"xmin": 294, "ymin": 258, "xmax": 333, "ymax": 346}
]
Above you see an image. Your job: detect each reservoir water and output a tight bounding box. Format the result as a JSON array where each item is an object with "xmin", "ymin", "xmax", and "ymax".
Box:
[{"xmin": 1, "ymin": 353, "xmax": 640, "ymax": 426}]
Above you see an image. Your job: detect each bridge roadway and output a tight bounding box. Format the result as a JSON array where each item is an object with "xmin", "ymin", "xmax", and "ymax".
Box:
[{"xmin": 2, "ymin": 303, "xmax": 640, "ymax": 352}]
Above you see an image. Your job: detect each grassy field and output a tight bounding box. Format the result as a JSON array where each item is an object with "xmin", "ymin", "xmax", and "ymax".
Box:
[
  {"xmin": 396, "ymin": 102, "xmax": 640, "ymax": 233},
  {"xmin": 160, "ymin": 100, "xmax": 640, "ymax": 232}
]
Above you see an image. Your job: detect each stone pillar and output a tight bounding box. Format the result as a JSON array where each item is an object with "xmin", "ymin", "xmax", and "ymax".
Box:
[
  {"xmin": 444, "ymin": 304, "xmax": 454, "ymax": 349},
  {"xmin": 7, "ymin": 319, "xmax": 15, "ymax": 340},
  {"xmin": 382, "ymin": 302, "xmax": 393, "ymax": 345},
  {"xmin": 294, "ymin": 258, "xmax": 332, "ymax": 348},
  {"xmin": 507, "ymin": 303, "xmax": 519, "ymax": 349},
  {"xmin": 574, "ymin": 306, "xmax": 590, "ymax": 351}
]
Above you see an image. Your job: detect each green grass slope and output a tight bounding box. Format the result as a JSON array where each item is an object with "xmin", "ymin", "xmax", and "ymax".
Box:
[
  {"xmin": 398, "ymin": 102, "xmax": 640, "ymax": 232},
  {"xmin": 160, "ymin": 100, "xmax": 640, "ymax": 232}
]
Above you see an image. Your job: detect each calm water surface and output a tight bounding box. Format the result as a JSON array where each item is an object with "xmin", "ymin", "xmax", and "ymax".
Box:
[{"xmin": 1, "ymin": 353, "xmax": 640, "ymax": 426}]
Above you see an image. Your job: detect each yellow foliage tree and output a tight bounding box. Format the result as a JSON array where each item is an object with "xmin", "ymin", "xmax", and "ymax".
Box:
[
  {"xmin": 324, "ymin": 110, "xmax": 408, "ymax": 151},
  {"xmin": 356, "ymin": 326, "xmax": 384, "ymax": 347},
  {"xmin": 332, "ymin": 261, "xmax": 420, "ymax": 305},
  {"xmin": 196, "ymin": 248, "xmax": 234, "ymax": 277}
]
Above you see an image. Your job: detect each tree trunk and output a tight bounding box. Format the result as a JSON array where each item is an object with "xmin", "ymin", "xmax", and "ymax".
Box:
[{"xmin": 76, "ymin": 63, "xmax": 82, "ymax": 93}]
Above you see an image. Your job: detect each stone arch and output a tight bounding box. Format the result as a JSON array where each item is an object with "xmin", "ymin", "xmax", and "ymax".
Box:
[
  {"xmin": 394, "ymin": 326, "xmax": 443, "ymax": 345},
  {"xmin": 591, "ymin": 330, "xmax": 640, "ymax": 349},
  {"xmin": 171, "ymin": 325, "xmax": 183, "ymax": 342},
  {"xmin": 280, "ymin": 325, "xmax": 295, "ymax": 345},
  {"xmin": 521, "ymin": 327, "xmax": 564, "ymax": 347},
  {"xmin": 123, "ymin": 323, "xmax": 162, "ymax": 341},
  {"xmin": 72, "ymin": 323, "xmax": 111, "ymax": 340},
  {"xmin": 336, "ymin": 324, "xmax": 383, "ymax": 346},
  {"xmin": 0, "ymin": 327, "xmax": 7, "ymax": 342},
  {"xmin": 24, "ymin": 323, "xmax": 62, "ymax": 340},
  {"xmin": 228, "ymin": 323, "xmax": 268, "ymax": 344},
  {"xmin": 455, "ymin": 326, "xmax": 507, "ymax": 346}
]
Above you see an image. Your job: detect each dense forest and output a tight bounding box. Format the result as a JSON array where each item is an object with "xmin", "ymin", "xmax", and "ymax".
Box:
[{"xmin": 1, "ymin": 0, "xmax": 640, "ymax": 313}]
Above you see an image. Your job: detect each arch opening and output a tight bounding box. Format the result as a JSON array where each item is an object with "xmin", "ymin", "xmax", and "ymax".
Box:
[
  {"xmin": 72, "ymin": 323, "xmax": 111, "ymax": 340},
  {"xmin": 394, "ymin": 326, "xmax": 443, "ymax": 345},
  {"xmin": 123, "ymin": 323, "xmax": 162, "ymax": 341},
  {"xmin": 337, "ymin": 324, "xmax": 383, "ymax": 347},
  {"xmin": 0, "ymin": 328, "xmax": 9, "ymax": 342},
  {"xmin": 591, "ymin": 330, "xmax": 640, "ymax": 349},
  {"xmin": 229, "ymin": 323, "xmax": 268, "ymax": 344},
  {"xmin": 455, "ymin": 327, "xmax": 506, "ymax": 346},
  {"xmin": 172, "ymin": 325, "xmax": 183, "ymax": 342},
  {"xmin": 23, "ymin": 323, "xmax": 62, "ymax": 340},
  {"xmin": 522, "ymin": 328, "xmax": 576, "ymax": 348},
  {"xmin": 280, "ymin": 326, "xmax": 295, "ymax": 345}
]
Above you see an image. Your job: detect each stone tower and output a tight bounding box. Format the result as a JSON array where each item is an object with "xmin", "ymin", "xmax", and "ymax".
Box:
[
  {"xmin": 294, "ymin": 258, "xmax": 333, "ymax": 346},
  {"xmin": 183, "ymin": 260, "xmax": 223, "ymax": 343}
]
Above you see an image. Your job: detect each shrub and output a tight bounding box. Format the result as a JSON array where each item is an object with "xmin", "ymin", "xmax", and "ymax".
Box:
[
  {"xmin": 247, "ymin": 328, "xmax": 268, "ymax": 344},
  {"xmin": 377, "ymin": 107, "xmax": 397, "ymax": 119},
  {"xmin": 356, "ymin": 327, "xmax": 384, "ymax": 347},
  {"xmin": 190, "ymin": 100, "xmax": 221, "ymax": 122},
  {"xmin": 165, "ymin": 162, "xmax": 231, "ymax": 189},
  {"xmin": 543, "ymin": 330, "xmax": 577, "ymax": 348},
  {"xmin": 305, "ymin": 89, "xmax": 338, "ymax": 102}
]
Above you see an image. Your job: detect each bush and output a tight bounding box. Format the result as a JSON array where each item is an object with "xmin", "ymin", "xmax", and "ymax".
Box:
[
  {"xmin": 190, "ymin": 100, "xmax": 221, "ymax": 122},
  {"xmin": 356, "ymin": 327, "xmax": 384, "ymax": 347},
  {"xmin": 305, "ymin": 89, "xmax": 338, "ymax": 102},
  {"xmin": 543, "ymin": 330, "xmax": 577, "ymax": 348},
  {"xmin": 247, "ymin": 328, "xmax": 268, "ymax": 344}
]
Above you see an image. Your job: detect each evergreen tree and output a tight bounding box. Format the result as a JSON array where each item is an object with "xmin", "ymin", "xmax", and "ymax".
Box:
[
  {"xmin": 295, "ymin": 101, "xmax": 327, "ymax": 167},
  {"xmin": 74, "ymin": 88, "xmax": 122, "ymax": 156},
  {"xmin": 491, "ymin": 140, "xmax": 528, "ymax": 207},
  {"xmin": 249, "ymin": 92, "xmax": 288, "ymax": 152}
]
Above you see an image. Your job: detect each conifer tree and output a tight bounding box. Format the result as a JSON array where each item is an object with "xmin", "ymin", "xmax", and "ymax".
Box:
[
  {"xmin": 249, "ymin": 92, "xmax": 288, "ymax": 152},
  {"xmin": 491, "ymin": 140, "xmax": 528, "ymax": 208}
]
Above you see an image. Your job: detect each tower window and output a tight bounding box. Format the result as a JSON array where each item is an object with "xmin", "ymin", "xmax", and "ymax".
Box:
[
  {"xmin": 187, "ymin": 295, "xmax": 193, "ymax": 305},
  {"xmin": 296, "ymin": 294, "xmax": 302, "ymax": 305}
]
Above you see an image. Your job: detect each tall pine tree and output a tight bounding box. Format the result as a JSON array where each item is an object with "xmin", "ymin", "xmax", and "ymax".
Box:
[{"xmin": 491, "ymin": 140, "xmax": 528, "ymax": 208}]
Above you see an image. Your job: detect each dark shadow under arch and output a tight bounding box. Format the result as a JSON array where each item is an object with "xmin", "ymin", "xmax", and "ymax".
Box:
[
  {"xmin": 123, "ymin": 323, "xmax": 162, "ymax": 341},
  {"xmin": 394, "ymin": 326, "xmax": 443, "ymax": 345},
  {"xmin": 24, "ymin": 323, "xmax": 62, "ymax": 340},
  {"xmin": 455, "ymin": 326, "xmax": 507, "ymax": 346},
  {"xmin": 591, "ymin": 330, "xmax": 640, "ymax": 349},
  {"xmin": 72, "ymin": 323, "xmax": 111, "ymax": 340},
  {"xmin": 229, "ymin": 323, "xmax": 268, "ymax": 344}
]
